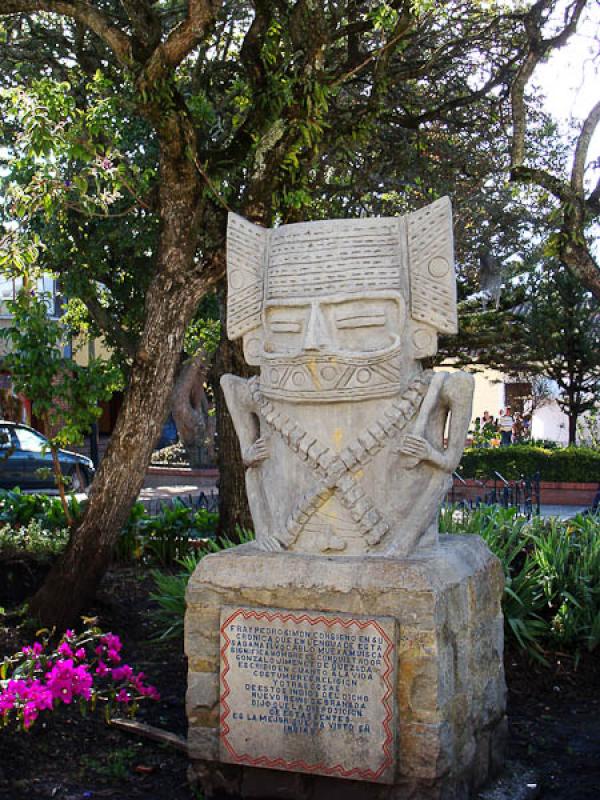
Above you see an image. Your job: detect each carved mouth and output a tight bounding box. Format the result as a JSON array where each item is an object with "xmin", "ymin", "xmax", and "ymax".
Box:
[{"xmin": 259, "ymin": 345, "xmax": 413, "ymax": 403}]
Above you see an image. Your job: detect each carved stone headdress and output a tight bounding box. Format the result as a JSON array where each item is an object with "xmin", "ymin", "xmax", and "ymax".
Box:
[{"xmin": 226, "ymin": 198, "xmax": 457, "ymax": 376}]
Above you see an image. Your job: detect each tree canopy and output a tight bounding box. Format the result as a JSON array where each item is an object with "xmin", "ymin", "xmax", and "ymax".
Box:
[{"xmin": 0, "ymin": 0, "xmax": 597, "ymax": 626}]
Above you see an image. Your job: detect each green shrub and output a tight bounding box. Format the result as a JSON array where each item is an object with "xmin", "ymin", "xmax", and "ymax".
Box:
[
  {"xmin": 116, "ymin": 500, "xmax": 220, "ymax": 565},
  {"xmin": 441, "ymin": 505, "xmax": 600, "ymax": 661},
  {"xmin": 0, "ymin": 489, "xmax": 81, "ymax": 530},
  {"xmin": 0, "ymin": 491, "xmax": 220, "ymax": 567},
  {"xmin": 149, "ymin": 527, "xmax": 255, "ymax": 639},
  {"xmin": 458, "ymin": 445, "xmax": 600, "ymax": 482},
  {"xmin": 529, "ymin": 514, "xmax": 600, "ymax": 654},
  {"xmin": 0, "ymin": 519, "xmax": 69, "ymax": 557}
]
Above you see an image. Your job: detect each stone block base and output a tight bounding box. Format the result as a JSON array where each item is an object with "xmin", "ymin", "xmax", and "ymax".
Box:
[{"xmin": 185, "ymin": 535, "xmax": 506, "ymax": 799}]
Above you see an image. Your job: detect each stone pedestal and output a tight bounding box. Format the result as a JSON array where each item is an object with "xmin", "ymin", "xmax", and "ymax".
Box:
[{"xmin": 185, "ymin": 535, "xmax": 506, "ymax": 800}]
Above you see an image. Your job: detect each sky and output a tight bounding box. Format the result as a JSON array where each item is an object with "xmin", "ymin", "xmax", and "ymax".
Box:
[{"xmin": 535, "ymin": 2, "xmax": 599, "ymax": 184}]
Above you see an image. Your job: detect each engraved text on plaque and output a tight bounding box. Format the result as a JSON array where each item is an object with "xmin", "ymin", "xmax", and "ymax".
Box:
[{"xmin": 219, "ymin": 607, "xmax": 396, "ymax": 783}]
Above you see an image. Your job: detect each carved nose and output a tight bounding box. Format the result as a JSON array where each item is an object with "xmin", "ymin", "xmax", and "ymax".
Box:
[{"xmin": 302, "ymin": 304, "xmax": 326, "ymax": 351}]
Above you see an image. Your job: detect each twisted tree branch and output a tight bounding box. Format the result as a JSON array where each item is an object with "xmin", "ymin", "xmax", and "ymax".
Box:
[{"xmin": 1, "ymin": 1, "xmax": 133, "ymax": 66}]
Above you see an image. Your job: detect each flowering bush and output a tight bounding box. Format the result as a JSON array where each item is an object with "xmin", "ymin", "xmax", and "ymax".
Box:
[{"xmin": 0, "ymin": 625, "xmax": 159, "ymax": 731}]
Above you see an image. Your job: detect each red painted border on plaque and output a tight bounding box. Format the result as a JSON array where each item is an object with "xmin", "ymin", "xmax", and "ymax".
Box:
[{"xmin": 219, "ymin": 608, "xmax": 395, "ymax": 782}]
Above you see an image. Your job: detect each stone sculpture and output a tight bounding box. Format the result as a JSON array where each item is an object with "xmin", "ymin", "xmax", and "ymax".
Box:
[
  {"xmin": 186, "ymin": 199, "xmax": 506, "ymax": 799},
  {"xmin": 221, "ymin": 197, "xmax": 474, "ymax": 557}
]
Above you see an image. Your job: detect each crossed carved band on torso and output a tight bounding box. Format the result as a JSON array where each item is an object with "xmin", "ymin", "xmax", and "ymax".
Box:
[{"xmin": 248, "ymin": 372, "xmax": 432, "ymax": 549}]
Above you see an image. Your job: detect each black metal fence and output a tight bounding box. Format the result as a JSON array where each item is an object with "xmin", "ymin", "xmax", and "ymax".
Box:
[
  {"xmin": 447, "ymin": 471, "xmax": 541, "ymax": 517},
  {"xmin": 140, "ymin": 490, "xmax": 219, "ymax": 516}
]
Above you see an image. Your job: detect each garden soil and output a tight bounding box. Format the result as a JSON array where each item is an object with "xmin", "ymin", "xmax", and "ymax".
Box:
[{"xmin": 0, "ymin": 566, "xmax": 598, "ymax": 800}]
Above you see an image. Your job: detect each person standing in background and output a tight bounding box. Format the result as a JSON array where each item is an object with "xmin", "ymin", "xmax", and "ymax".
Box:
[{"xmin": 499, "ymin": 406, "xmax": 514, "ymax": 446}]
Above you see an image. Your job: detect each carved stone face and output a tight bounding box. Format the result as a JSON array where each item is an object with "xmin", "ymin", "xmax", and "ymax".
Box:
[
  {"xmin": 227, "ymin": 200, "xmax": 458, "ymax": 401},
  {"xmin": 256, "ymin": 291, "xmax": 408, "ymax": 402},
  {"xmin": 262, "ymin": 292, "xmax": 406, "ymax": 359}
]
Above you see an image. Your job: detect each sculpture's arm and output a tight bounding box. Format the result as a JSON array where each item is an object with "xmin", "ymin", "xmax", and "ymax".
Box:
[
  {"xmin": 398, "ymin": 372, "xmax": 474, "ymax": 473},
  {"xmin": 220, "ymin": 375, "xmax": 269, "ymax": 467}
]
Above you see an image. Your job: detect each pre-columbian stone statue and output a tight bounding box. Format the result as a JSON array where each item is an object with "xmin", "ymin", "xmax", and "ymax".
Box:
[{"xmin": 221, "ymin": 197, "xmax": 474, "ymax": 557}]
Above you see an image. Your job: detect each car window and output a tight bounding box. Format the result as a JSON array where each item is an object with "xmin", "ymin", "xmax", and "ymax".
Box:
[
  {"xmin": 15, "ymin": 428, "xmax": 48, "ymax": 452},
  {"xmin": 0, "ymin": 427, "xmax": 14, "ymax": 449}
]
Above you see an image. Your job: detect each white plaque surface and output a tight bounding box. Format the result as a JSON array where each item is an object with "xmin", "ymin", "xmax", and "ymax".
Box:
[{"xmin": 219, "ymin": 606, "xmax": 396, "ymax": 783}]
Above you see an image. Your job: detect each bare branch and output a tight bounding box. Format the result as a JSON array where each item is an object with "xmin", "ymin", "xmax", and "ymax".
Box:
[
  {"xmin": 510, "ymin": 165, "xmax": 577, "ymax": 204},
  {"xmin": 572, "ymin": 99, "xmax": 600, "ymax": 195},
  {"xmin": 510, "ymin": 49, "xmax": 538, "ymax": 167},
  {"xmin": 510, "ymin": 0, "xmax": 588, "ymax": 168},
  {"xmin": 0, "ymin": 1, "xmax": 133, "ymax": 66},
  {"xmin": 161, "ymin": 0, "xmax": 221, "ymax": 68}
]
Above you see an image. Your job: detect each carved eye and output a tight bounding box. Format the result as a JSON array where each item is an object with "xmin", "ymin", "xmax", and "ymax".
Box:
[
  {"xmin": 269, "ymin": 320, "xmax": 303, "ymax": 333},
  {"xmin": 335, "ymin": 312, "xmax": 386, "ymax": 329}
]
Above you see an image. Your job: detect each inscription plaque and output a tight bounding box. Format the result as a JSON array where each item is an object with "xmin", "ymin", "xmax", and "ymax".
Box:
[{"xmin": 219, "ymin": 606, "xmax": 396, "ymax": 783}]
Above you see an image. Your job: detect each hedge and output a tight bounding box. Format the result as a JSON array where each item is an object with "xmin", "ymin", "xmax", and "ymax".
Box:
[{"xmin": 458, "ymin": 445, "xmax": 600, "ymax": 483}]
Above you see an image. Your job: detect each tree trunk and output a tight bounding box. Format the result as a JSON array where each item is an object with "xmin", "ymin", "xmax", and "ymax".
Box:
[
  {"xmin": 29, "ymin": 143, "xmax": 205, "ymax": 629},
  {"xmin": 171, "ymin": 352, "xmax": 214, "ymax": 467},
  {"xmin": 568, "ymin": 411, "xmax": 578, "ymax": 446},
  {"xmin": 213, "ymin": 285, "xmax": 256, "ymax": 538}
]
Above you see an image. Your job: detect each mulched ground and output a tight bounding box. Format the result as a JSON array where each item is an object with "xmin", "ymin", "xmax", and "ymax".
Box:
[{"xmin": 0, "ymin": 565, "xmax": 599, "ymax": 800}]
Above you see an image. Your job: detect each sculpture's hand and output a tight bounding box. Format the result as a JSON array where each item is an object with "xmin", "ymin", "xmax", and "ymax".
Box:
[
  {"xmin": 258, "ymin": 534, "xmax": 284, "ymax": 552},
  {"xmin": 397, "ymin": 434, "xmax": 433, "ymax": 463},
  {"xmin": 243, "ymin": 436, "xmax": 270, "ymax": 468}
]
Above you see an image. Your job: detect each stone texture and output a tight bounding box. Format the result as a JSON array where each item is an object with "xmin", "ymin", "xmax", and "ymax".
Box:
[
  {"xmin": 221, "ymin": 203, "xmax": 475, "ymax": 559},
  {"xmin": 186, "ymin": 536, "xmax": 506, "ymax": 799}
]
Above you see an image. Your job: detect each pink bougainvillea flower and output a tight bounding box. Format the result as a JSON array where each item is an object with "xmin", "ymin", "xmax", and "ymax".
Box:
[
  {"xmin": 21, "ymin": 642, "xmax": 43, "ymax": 657},
  {"xmin": 111, "ymin": 664, "xmax": 133, "ymax": 682},
  {"xmin": 3, "ymin": 629, "xmax": 159, "ymax": 732},
  {"xmin": 100, "ymin": 633, "xmax": 122, "ymax": 653},
  {"xmin": 116, "ymin": 689, "xmax": 130, "ymax": 704},
  {"xmin": 23, "ymin": 703, "xmax": 39, "ymax": 729},
  {"xmin": 0, "ymin": 691, "xmax": 16, "ymax": 716},
  {"xmin": 46, "ymin": 660, "xmax": 76, "ymax": 704},
  {"xmin": 95, "ymin": 660, "xmax": 110, "ymax": 677},
  {"xmin": 72, "ymin": 665, "xmax": 93, "ymax": 700},
  {"xmin": 142, "ymin": 685, "xmax": 160, "ymax": 701}
]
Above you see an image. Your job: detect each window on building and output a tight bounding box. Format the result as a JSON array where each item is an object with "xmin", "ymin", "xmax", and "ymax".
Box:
[{"xmin": 504, "ymin": 382, "xmax": 531, "ymax": 414}]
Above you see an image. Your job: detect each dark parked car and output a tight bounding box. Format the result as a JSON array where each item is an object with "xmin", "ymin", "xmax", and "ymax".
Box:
[{"xmin": 0, "ymin": 421, "xmax": 95, "ymax": 492}]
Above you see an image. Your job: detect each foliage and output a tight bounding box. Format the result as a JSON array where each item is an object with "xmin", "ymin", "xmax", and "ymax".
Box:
[
  {"xmin": 469, "ymin": 417, "xmax": 498, "ymax": 448},
  {"xmin": 0, "ymin": 291, "xmax": 122, "ymax": 522},
  {"xmin": 0, "ymin": 626, "xmax": 159, "ymax": 731},
  {"xmin": 456, "ymin": 266, "xmax": 600, "ymax": 445},
  {"xmin": 149, "ymin": 527, "xmax": 255, "ymax": 639},
  {"xmin": 0, "ymin": 0, "xmax": 591, "ymax": 626},
  {"xmin": 184, "ymin": 293, "xmax": 221, "ymax": 359},
  {"xmin": 458, "ymin": 445, "xmax": 600, "ymax": 482},
  {"xmin": 530, "ymin": 515, "xmax": 600, "ymax": 654},
  {"xmin": 116, "ymin": 501, "xmax": 219, "ymax": 565},
  {"xmin": 1, "ymin": 292, "xmax": 123, "ymax": 450},
  {"xmin": 511, "ymin": 267, "xmax": 600, "ymax": 444},
  {"xmin": 0, "ymin": 520, "xmax": 69, "ymax": 559},
  {"xmin": 0, "ymin": 489, "xmax": 81, "ymax": 532},
  {"xmin": 440, "ymin": 505, "xmax": 600, "ymax": 661},
  {"xmin": 577, "ymin": 409, "xmax": 600, "ymax": 451},
  {"xmin": 0, "ymin": 490, "xmax": 220, "ymax": 567}
]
